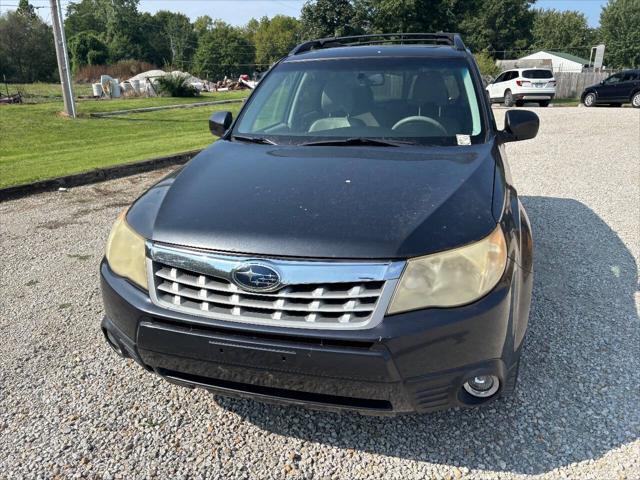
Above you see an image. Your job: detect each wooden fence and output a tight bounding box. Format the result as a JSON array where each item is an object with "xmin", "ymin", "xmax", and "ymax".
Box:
[{"xmin": 554, "ymin": 71, "xmax": 613, "ymax": 99}]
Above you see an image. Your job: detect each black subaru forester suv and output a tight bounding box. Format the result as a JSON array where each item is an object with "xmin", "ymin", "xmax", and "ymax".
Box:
[{"xmin": 101, "ymin": 33, "xmax": 539, "ymax": 414}]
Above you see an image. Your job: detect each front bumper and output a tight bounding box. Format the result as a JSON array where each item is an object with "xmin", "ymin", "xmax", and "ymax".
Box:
[
  {"xmin": 101, "ymin": 258, "xmax": 530, "ymax": 414},
  {"xmin": 513, "ymin": 90, "xmax": 555, "ymax": 101}
]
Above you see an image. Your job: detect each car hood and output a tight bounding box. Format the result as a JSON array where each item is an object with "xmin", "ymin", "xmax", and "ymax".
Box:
[{"xmin": 134, "ymin": 140, "xmax": 498, "ymax": 260}]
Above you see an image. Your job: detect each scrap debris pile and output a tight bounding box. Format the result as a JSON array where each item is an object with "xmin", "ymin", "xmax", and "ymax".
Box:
[
  {"xmin": 0, "ymin": 92, "xmax": 22, "ymax": 104},
  {"xmin": 213, "ymin": 74, "xmax": 257, "ymax": 91},
  {"xmin": 92, "ymin": 70, "xmax": 256, "ymax": 98}
]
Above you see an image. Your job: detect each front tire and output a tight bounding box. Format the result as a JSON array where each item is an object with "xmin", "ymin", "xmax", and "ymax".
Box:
[
  {"xmin": 501, "ymin": 357, "xmax": 521, "ymax": 397},
  {"xmin": 583, "ymin": 92, "xmax": 596, "ymax": 107},
  {"xmin": 632, "ymin": 91, "xmax": 640, "ymax": 108},
  {"xmin": 504, "ymin": 90, "xmax": 514, "ymax": 107}
]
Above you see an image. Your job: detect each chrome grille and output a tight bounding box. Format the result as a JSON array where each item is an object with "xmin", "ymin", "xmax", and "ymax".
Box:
[{"xmin": 147, "ymin": 243, "xmax": 404, "ymax": 330}]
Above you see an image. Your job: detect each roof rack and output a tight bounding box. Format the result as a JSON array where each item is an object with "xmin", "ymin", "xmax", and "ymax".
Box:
[{"xmin": 290, "ymin": 32, "xmax": 467, "ymax": 56}]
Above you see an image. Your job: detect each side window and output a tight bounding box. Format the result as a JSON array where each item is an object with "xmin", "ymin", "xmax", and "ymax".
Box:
[
  {"xmin": 604, "ymin": 73, "xmax": 623, "ymax": 85},
  {"xmin": 494, "ymin": 73, "xmax": 506, "ymax": 83},
  {"xmin": 621, "ymin": 72, "xmax": 636, "ymax": 82},
  {"xmin": 508, "ymin": 71, "xmax": 519, "ymax": 81},
  {"xmin": 252, "ymin": 74, "xmax": 297, "ymax": 131},
  {"xmin": 371, "ymin": 73, "xmax": 403, "ymax": 101}
]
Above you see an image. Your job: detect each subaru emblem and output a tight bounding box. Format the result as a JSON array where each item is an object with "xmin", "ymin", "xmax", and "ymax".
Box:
[{"xmin": 231, "ymin": 263, "xmax": 282, "ymax": 292}]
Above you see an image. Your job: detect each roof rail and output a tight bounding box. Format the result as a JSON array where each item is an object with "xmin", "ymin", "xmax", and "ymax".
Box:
[{"xmin": 290, "ymin": 32, "xmax": 466, "ymax": 56}]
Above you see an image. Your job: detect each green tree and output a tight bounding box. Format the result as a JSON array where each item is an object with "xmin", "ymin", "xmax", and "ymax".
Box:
[
  {"xmin": 599, "ymin": 0, "xmax": 640, "ymax": 68},
  {"xmin": 252, "ymin": 15, "xmax": 301, "ymax": 66},
  {"xmin": 103, "ymin": 0, "xmax": 143, "ymax": 61},
  {"xmin": 193, "ymin": 21, "xmax": 255, "ymax": 80},
  {"xmin": 194, "ymin": 15, "xmax": 214, "ymax": 37},
  {"xmin": 17, "ymin": 0, "xmax": 36, "ymax": 17},
  {"xmin": 65, "ymin": 0, "xmax": 108, "ymax": 39},
  {"xmin": 352, "ymin": 0, "xmax": 456, "ymax": 34},
  {"xmin": 300, "ymin": 0, "xmax": 359, "ymax": 39},
  {"xmin": 65, "ymin": 0, "xmax": 144, "ymax": 62},
  {"xmin": 152, "ymin": 11, "xmax": 196, "ymax": 69},
  {"xmin": 68, "ymin": 31, "xmax": 109, "ymax": 70},
  {"xmin": 242, "ymin": 17, "xmax": 260, "ymax": 45},
  {"xmin": 137, "ymin": 12, "xmax": 172, "ymax": 66},
  {"xmin": 474, "ymin": 52, "xmax": 501, "ymax": 78},
  {"xmin": 460, "ymin": 0, "xmax": 536, "ymax": 57},
  {"xmin": 531, "ymin": 9, "xmax": 594, "ymax": 55},
  {"xmin": 0, "ymin": 8, "xmax": 57, "ymax": 82}
]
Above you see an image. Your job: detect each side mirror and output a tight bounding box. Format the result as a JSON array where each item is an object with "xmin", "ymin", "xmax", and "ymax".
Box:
[
  {"xmin": 600, "ymin": 80, "xmax": 605, "ymax": 85},
  {"xmin": 499, "ymin": 110, "xmax": 539, "ymax": 143},
  {"xmin": 209, "ymin": 111, "xmax": 233, "ymax": 137}
]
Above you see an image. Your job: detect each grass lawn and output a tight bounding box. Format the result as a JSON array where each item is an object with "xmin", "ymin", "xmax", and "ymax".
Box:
[
  {"xmin": 0, "ymin": 90, "xmax": 249, "ymax": 188},
  {"xmin": 551, "ymin": 98, "xmax": 581, "ymax": 106}
]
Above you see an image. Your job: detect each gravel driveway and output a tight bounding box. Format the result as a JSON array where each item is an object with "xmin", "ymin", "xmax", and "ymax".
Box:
[{"xmin": 1, "ymin": 106, "xmax": 639, "ymax": 479}]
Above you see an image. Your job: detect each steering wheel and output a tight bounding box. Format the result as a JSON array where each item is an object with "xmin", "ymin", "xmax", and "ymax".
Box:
[{"xmin": 392, "ymin": 116, "xmax": 447, "ymax": 135}]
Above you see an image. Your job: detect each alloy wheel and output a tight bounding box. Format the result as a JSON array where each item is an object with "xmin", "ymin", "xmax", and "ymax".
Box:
[{"xmin": 584, "ymin": 93, "xmax": 596, "ymax": 107}]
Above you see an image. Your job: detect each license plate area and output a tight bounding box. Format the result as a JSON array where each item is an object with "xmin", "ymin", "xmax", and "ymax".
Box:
[{"xmin": 137, "ymin": 320, "xmax": 395, "ymax": 382}]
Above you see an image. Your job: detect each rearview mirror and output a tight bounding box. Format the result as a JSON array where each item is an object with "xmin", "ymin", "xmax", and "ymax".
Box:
[
  {"xmin": 209, "ymin": 111, "xmax": 233, "ymax": 137},
  {"xmin": 499, "ymin": 110, "xmax": 539, "ymax": 143}
]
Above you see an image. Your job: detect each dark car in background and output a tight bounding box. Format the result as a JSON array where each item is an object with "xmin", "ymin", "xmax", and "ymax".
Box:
[
  {"xmin": 100, "ymin": 33, "xmax": 540, "ymax": 414},
  {"xmin": 581, "ymin": 69, "xmax": 640, "ymax": 107}
]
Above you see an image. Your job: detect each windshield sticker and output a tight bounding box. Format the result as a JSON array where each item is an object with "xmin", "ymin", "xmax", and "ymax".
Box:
[{"xmin": 456, "ymin": 134, "xmax": 471, "ymax": 146}]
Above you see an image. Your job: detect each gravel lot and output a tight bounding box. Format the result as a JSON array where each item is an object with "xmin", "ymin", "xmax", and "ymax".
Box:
[{"xmin": 1, "ymin": 106, "xmax": 639, "ymax": 479}]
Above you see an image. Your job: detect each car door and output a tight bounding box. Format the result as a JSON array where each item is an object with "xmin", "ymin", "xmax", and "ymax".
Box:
[
  {"xmin": 627, "ymin": 71, "xmax": 640, "ymax": 102},
  {"xmin": 615, "ymin": 72, "xmax": 639, "ymax": 101},
  {"xmin": 488, "ymin": 73, "xmax": 506, "ymax": 100},
  {"xmin": 597, "ymin": 73, "xmax": 624, "ymax": 102},
  {"xmin": 501, "ymin": 71, "xmax": 517, "ymax": 96}
]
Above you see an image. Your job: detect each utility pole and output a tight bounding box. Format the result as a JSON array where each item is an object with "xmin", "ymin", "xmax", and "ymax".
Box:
[{"xmin": 49, "ymin": 0, "xmax": 76, "ymax": 118}]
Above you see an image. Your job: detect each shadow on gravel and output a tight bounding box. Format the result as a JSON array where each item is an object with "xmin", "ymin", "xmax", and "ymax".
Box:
[{"xmin": 215, "ymin": 196, "xmax": 639, "ymax": 475}]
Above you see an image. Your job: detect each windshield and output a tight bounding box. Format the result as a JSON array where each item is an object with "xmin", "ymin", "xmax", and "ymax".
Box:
[{"xmin": 233, "ymin": 57, "xmax": 486, "ymax": 146}]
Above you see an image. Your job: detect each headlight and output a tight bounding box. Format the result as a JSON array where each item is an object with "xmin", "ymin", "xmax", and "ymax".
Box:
[
  {"xmin": 105, "ymin": 210, "xmax": 148, "ymax": 290},
  {"xmin": 387, "ymin": 225, "xmax": 507, "ymax": 314}
]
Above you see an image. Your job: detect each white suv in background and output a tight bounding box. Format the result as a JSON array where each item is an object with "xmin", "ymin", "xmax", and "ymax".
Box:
[{"xmin": 487, "ymin": 68, "xmax": 556, "ymax": 107}]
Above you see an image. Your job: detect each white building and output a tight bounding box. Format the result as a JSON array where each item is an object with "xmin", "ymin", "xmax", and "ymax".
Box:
[{"xmin": 519, "ymin": 51, "xmax": 590, "ymax": 73}]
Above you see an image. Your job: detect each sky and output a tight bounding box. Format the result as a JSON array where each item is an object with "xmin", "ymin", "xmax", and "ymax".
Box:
[{"xmin": 0, "ymin": 0, "xmax": 608, "ymax": 27}]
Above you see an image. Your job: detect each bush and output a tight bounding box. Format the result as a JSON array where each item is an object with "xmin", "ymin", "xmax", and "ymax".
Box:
[
  {"xmin": 86, "ymin": 49, "xmax": 108, "ymax": 66},
  {"xmin": 474, "ymin": 52, "xmax": 501, "ymax": 80},
  {"xmin": 75, "ymin": 60, "xmax": 156, "ymax": 83},
  {"xmin": 156, "ymin": 73, "xmax": 199, "ymax": 97},
  {"xmin": 68, "ymin": 31, "xmax": 108, "ymax": 71}
]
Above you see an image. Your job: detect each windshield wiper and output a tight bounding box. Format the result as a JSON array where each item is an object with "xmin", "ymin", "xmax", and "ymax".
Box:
[
  {"xmin": 231, "ymin": 135, "xmax": 278, "ymax": 145},
  {"xmin": 300, "ymin": 137, "xmax": 414, "ymax": 147}
]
